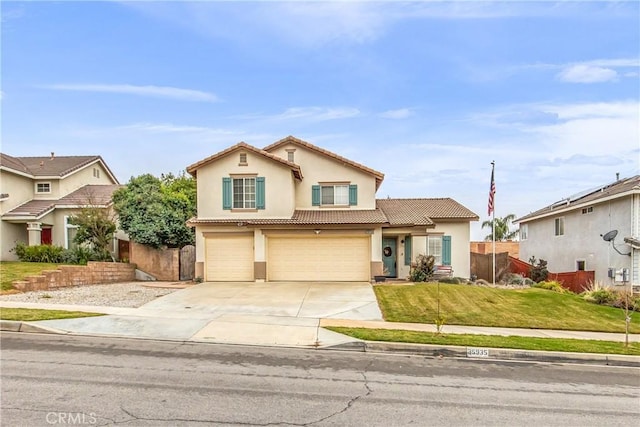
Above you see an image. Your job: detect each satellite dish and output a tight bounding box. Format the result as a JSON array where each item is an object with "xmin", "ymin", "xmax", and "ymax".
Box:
[{"xmin": 602, "ymin": 230, "xmax": 618, "ymax": 242}]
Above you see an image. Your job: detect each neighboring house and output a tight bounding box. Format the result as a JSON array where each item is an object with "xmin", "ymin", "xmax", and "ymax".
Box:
[
  {"xmin": 0, "ymin": 153, "xmax": 122, "ymax": 260},
  {"xmin": 186, "ymin": 136, "xmax": 478, "ymax": 282},
  {"xmin": 517, "ymin": 175, "xmax": 640, "ymax": 288}
]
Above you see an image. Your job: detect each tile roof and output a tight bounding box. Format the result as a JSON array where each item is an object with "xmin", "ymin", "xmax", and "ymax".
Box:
[
  {"xmin": 186, "ymin": 142, "xmax": 303, "ymax": 179},
  {"xmin": 187, "ymin": 209, "xmax": 388, "ymax": 226},
  {"xmin": 376, "ymin": 198, "xmax": 479, "ymax": 225},
  {"xmin": 3, "ymin": 185, "xmax": 122, "ymax": 219},
  {"xmin": 263, "ymin": 136, "xmax": 385, "ymax": 189},
  {"xmin": 517, "ymin": 175, "xmax": 640, "ymax": 223},
  {"xmin": 0, "ymin": 153, "xmax": 118, "ymax": 183}
]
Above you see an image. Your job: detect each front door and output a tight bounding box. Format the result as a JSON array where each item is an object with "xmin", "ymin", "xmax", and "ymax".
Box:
[
  {"xmin": 41, "ymin": 228, "xmax": 52, "ymax": 245},
  {"xmin": 382, "ymin": 237, "xmax": 397, "ymax": 277}
]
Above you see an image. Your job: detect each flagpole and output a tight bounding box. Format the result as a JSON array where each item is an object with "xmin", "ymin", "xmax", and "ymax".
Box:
[{"xmin": 491, "ymin": 161, "xmax": 496, "ymax": 285}]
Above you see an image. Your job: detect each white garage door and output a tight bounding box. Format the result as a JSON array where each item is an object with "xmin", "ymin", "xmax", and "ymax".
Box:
[
  {"xmin": 205, "ymin": 234, "xmax": 254, "ymax": 281},
  {"xmin": 267, "ymin": 235, "xmax": 370, "ymax": 281}
]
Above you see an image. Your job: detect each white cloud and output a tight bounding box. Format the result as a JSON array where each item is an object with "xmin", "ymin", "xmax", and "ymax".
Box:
[
  {"xmin": 41, "ymin": 83, "xmax": 218, "ymax": 102},
  {"xmin": 379, "ymin": 108, "xmax": 413, "ymax": 119},
  {"xmin": 556, "ymin": 64, "xmax": 618, "ymax": 83},
  {"xmin": 238, "ymin": 107, "xmax": 361, "ymax": 122}
]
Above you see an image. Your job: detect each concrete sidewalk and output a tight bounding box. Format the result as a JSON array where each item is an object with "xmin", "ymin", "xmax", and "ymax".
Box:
[{"xmin": 2, "ymin": 299, "xmax": 639, "ymax": 345}]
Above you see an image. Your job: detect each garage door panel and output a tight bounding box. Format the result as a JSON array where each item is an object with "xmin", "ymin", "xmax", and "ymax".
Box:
[
  {"xmin": 205, "ymin": 234, "xmax": 254, "ymax": 281},
  {"xmin": 268, "ymin": 236, "xmax": 369, "ymax": 281}
]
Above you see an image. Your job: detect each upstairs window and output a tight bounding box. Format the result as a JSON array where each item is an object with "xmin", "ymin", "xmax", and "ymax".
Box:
[
  {"xmin": 36, "ymin": 182, "xmax": 51, "ymax": 194},
  {"xmin": 286, "ymin": 149, "xmax": 295, "ymax": 162},
  {"xmin": 93, "ymin": 168, "xmax": 100, "ymax": 178},
  {"xmin": 519, "ymin": 224, "xmax": 528, "ymax": 241},
  {"xmin": 321, "ymin": 185, "xmax": 349, "ymax": 206},
  {"xmin": 554, "ymin": 217, "xmax": 564, "ymax": 236},
  {"xmin": 581, "ymin": 206, "xmax": 593, "ymax": 214},
  {"xmin": 233, "ymin": 177, "xmax": 255, "ymax": 209}
]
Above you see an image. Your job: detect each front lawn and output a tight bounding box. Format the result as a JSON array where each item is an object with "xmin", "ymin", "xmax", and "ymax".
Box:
[
  {"xmin": 374, "ymin": 283, "xmax": 640, "ymax": 333},
  {"xmin": 0, "ymin": 261, "xmax": 64, "ymax": 292},
  {"xmin": 0, "ymin": 308, "xmax": 104, "ymax": 321},
  {"xmin": 327, "ymin": 327, "xmax": 640, "ymax": 356}
]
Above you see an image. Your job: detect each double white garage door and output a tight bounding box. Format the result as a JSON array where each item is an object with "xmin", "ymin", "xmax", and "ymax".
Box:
[{"xmin": 205, "ymin": 234, "xmax": 370, "ymax": 282}]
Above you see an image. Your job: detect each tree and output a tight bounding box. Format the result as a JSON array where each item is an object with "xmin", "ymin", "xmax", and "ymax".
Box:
[
  {"xmin": 112, "ymin": 173, "xmax": 196, "ymax": 249},
  {"xmin": 481, "ymin": 214, "xmax": 518, "ymax": 241},
  {"xmin": 69, "ymin": 206, "xmax": 117, "ymax": 260}
]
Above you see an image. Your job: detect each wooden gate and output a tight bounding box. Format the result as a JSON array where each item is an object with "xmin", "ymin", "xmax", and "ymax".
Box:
[{"xmin": 179, "ymin": 245, "xmax": 196, "ymax": 281}]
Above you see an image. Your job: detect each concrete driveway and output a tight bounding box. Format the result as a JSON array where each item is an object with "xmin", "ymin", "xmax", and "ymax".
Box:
[
  {"xmin": 139, "ymin": 281, "xmax": 382, "ymax": 320},
  {"xmin": 31, "ymin": 282, "xmax": 382, "ymax": 348}
]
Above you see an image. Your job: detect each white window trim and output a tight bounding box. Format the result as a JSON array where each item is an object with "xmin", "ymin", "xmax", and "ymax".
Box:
[
  {"xmin": 35, "ymin": 181, "xmax": 52, "ymax": 194},
  {"xmin": 576, "ymin": 259, "xmax": 586, "ymax": 271},
  {"xmin": 427, "ymin": 235, "xmax": 443, "ymax": 266},
  {"xmin": 320, "ymin": 184, "xmax": 349, "ymax": 206},
  {"xmin": 64, "ymin": 215, "xmax": 79, "ymax": 249},
  {"xmin": 520, "ymin": 223, "xmax": 528, "ymax": 241},
  {"xmin": 554, "ymin": 217, "xmax": 565, "ymax": 236},
  {"xmin": 232, "ymin": 177, "xmax": 256, "ymax": 209},
  {"xmin": 93, "ymin": 167, "xmax": 101, "ymax": 178},
  {"xmin": 238, "ymin": 152, "xmax": 248, "ymax": 166}
]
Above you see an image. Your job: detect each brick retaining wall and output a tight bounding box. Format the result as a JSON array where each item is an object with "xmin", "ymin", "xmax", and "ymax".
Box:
[{"xmin": 12, "ymin": 262, "xmax": 137, "ymax": 292}]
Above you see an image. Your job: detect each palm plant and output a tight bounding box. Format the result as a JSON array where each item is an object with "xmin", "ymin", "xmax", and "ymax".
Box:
[{"xmin": 482, "ymin": 214, "xmax": 518, "ymax": 241}]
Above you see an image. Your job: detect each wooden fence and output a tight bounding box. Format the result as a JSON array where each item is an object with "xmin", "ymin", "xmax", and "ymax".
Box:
[{"xmin": 507, "ymin": 256, "xmax": 594, "ymax": 293}]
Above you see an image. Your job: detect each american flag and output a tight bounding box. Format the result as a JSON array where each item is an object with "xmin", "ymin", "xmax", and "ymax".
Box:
[{"xmin": 488, "ymin": 164, "xmax": 495, "ymax": 216}]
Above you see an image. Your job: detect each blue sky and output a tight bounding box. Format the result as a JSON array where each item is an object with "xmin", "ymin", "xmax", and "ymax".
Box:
[{"xmin": 2, "ymin": 1, "xmax": 638, "ymax": 240}]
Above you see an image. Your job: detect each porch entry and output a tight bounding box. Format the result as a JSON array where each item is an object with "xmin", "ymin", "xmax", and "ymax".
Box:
[{"xmin": 382, "ymin": 237, "xmax": 397, "ymax": 277}]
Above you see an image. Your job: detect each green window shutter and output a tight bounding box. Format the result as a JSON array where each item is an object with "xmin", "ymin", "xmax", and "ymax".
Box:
[
  {"xmin": 349, "ymin": 184, "xmax": 358, "ymax": 206},
  {"xmin": 222, "ymin": 177, "xmax": 232, "ymax": 210},
  {"xmin": 256, "ymin": 177, "xmax": 265, "ymax": 210},
  {"xmin": 442, "ymin": 235, "xmax": 451, "ymax": 266},
  {"xmin": 312, "ymin": 185, "xmax": 320, "ymax": 206},
  {"xmin": 404, "ymin": 236, "xmax": 412, "ymax": 266}
]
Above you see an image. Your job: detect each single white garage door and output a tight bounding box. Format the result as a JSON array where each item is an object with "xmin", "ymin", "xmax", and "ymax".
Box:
[
  {"xmin": 267, "ymin": 235, "xmax": 370, "ymax": 281},
  {"xmin": 205, "ymin": 234, "xmax": 254, "ymax": 281}
]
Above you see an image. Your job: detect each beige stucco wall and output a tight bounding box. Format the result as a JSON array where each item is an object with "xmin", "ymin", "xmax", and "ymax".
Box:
[
  {"xmin": 195, "ymin": 151, "xmax": 296, "ymax": 219},
  {"xmin": 268, "ymin": 143, "xmax": 377, "ymax": 210},
  {"xmin": 410, "ymin": 222, "xmax": 472, "ymax": 278},
  {"xmin": 58, "ymin": 161, "xmax": 116, "ymax": 197},
  {"xmin": 0, "ymin": 222, "xmax": 28, "ymax": 260},
  {"xmin": 0, "ymin": 171, "xmax": 34, "ymax": 213}
]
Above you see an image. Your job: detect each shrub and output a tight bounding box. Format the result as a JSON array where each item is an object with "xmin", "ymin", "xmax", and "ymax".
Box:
[
  {"xmin": 611, "ymin": 290, "xmax": 640, "ymax": 312},
  {"xmin": 523, "ymin": 278, "xmax": 536, "ymax": 286},
  {"xmin": 528, "ymin": 256, "xmax": 548, "ymax": 282},
  {"xmin": 409, "ymin": 254, "xmax": 435, "ymax": 282},
  {"xmin": 12, "ymin": 243, "xmax": 64, "ymax": 263},
  {"xmin": 439, "ymin": 277, "xmax": 461, "ymax": 284},
  {"xmin": 60, "ymin": 246, "xmax": 109, "ymax": 265},
  {"xmin": 505, "ymin": 273, "xmax": 525, "ymax": 286},
  {"xmin": 533, "ymin": 280, "xmax": 568, "ymax": 293},
  {"xmin": 584, "ymin": 288, "xmax": 615, "ymax": 304}
]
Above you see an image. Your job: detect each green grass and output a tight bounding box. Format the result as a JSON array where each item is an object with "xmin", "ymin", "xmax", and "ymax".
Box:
[
  {"xmin": 327, "ymin": 327, "xmax": 640, "ymax": 356},
  {"xmin": 0, "ymin": 308, "xmax": 104, "ymax": 321},
  {"xmin": 374, "ymin": 283, "xmax": 640, "ymax": 333},
  {"xmin": 0, "ymin": 261, "xmax": 65, "ymax": 292}
]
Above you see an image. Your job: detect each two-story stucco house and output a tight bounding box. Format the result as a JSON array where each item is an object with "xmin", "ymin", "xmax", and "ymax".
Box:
[
  {"xmin": 186, "ymin": 136, "xmax": 478, "ymax": 282},
  {"xmin": 0, "ymin": 153, "xmax": 121, "ymax": 260},
  {"xmin": 517, "ymin": 175, "xmax": 640, "ymax": 288}
]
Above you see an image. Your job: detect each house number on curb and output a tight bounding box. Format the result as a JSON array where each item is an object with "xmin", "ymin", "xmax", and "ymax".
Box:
[{"xmin": 466, "ymin": 347, "xmax": 490, "ymax": 358}]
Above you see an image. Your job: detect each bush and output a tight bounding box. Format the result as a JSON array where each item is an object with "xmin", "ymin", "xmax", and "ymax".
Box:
[
  {"xmin": 504, "ymin": 273, "xmax": 525, "ymax": 286},
  {"xmin": 409, "ymin": 254, "xmax": 435, "ymax": 282},
  {"xmin": 533, "ymin": 280, "xmax": 568, "ymax": 293},
  {"xmin": 12, "ymin": 243, "xmax": 64, "ymax": 263},
  {"xmin": 12, "ymin": 242, "xmax": 111, "ymax": 265},
  {"xmin": 523, "ymin": 278, "xmax": 536, "ymax": 287},
  {"xmin": 438, "ymin": 277, "xmax": 460, "ymax": 284},
  {"xmin": 528, "ymin": 256, "xmax": 548, "ymax": 282},
  {"xmin": 584, "ymin": 288, "xmax": 615, "ymax": 305}
]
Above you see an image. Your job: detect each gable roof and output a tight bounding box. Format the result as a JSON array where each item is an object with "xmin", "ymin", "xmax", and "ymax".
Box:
[
  {"xmin": 186, "ymin": 142, "xmax": 303, "ymax": 180},
  {"xmin": 377, "ymin": 198, "xmax": 479, "ymax": 226},
  {"xmin": 0, "ymin": 153, "xmax": 119, "ymax": 183},
  {"xmin": 2, "ymin": 184, "xmax": 122, "ymax": 220},
  {"xmin": 263, "ymin": 136, "xmax": 385, "ymax": 189},
  {"xmin": 517, "ymin": 175, "xmax": 640, "ymax": 223}
]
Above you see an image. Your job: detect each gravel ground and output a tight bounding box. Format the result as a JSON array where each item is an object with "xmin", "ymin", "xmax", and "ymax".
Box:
[{"xmin": 0, "ymin": 283, "xmax": 177, "ymax": 308}]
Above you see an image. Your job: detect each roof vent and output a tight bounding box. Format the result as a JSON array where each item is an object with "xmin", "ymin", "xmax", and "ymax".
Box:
[
  {"xmin": 39, "ymin": 161, "xmax": 44, "ymax": 167},
  {"xmin": 50, "ymin": 152, "xmax": 55, "ymax": 160}
]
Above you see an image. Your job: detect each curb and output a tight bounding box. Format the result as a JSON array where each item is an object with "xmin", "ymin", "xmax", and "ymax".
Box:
[
  {"xmin": 0, "ymin": 320, "xmax": 67, "ymax": 335},
  {"xmin": 324, "ymin": 340, "xmax": 640, "ymax": 367}
]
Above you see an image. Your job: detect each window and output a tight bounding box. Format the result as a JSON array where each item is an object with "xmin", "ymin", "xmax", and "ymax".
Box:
[
  {"xmin": 554, "ymin": 217, "xmax": 564, "ymax": 236},
  {"xmin": 64, "ymin": 216, "xmax": 78, "ymax": 250},
  {"xmin": 286, "ymin": 149, "xmax": 295, "ymax": 162},
  {"xmin": 581, "ymin": 206, "xmax": 593, "ymax": 214},
  {"xmin": 321, "ymin": 185, "xmax": 349, "ymax": 206},
  {"xmin": 519, "ymin": 223, "xmax": 528, "ymax": 241},
  {"xmin": 576, "ymin": 260, "xmax": 586, "ymax": 271},
  {"xmin": 427, "ymin": 236, "xmax": 443, "ymax": 266},
  {"xmin": 93, "ymin": 168, "xmax": 100, "ymax": 178},
  {"xmin": 233, "ymin": 177, "xmax": 256, "ymax": 209},
  {"xmin": 239, "ymin": 153, "xmax": 248, "ymax": 165},
  {"xmin": 36, "ymin": 182, "xmax": 51, "ymax": 193}
]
